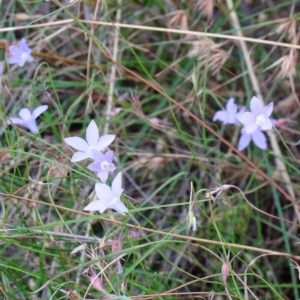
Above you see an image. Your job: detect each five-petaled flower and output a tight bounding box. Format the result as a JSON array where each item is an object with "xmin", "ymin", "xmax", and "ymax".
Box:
[
  {"xmin": 238, "ymin": 127, "xmax": 267, "ymax": 151},
  {"xmin": 213, "ymin": 97, "xmax": 245, "ymax": 125},
  {"xmin": 87, "ymin": 150, "xmax": 116, "ymax": 183},
  {"xmin": 5, "ymin": 105, "xmax": 48, "ymax": 133},
  {"xmin": 237, "ymin": 96, "xmax": 273, "ymax": 134},
  {"xmin": 83, "ymin": 172, "xmax": 128, "ymax": 215},
  {"xmin": 64, "ymin": 120, "xmax": 115, "ymax": 162},
  {"xmin": 8, "ymin": 38, "xmax": 33, "ymax": 67}
]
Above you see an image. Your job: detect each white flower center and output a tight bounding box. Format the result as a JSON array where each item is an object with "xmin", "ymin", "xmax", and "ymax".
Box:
[
  {"xmin": 21, "ymin": 52, "xmax": 29, "ymax": 62},
  {"xmin": 101, "ymin": 160, "xmax": 109, "ymax": 170},
  {"xmin": 255, "ymin": 114, "xmax": 266, "ymax": 126}
]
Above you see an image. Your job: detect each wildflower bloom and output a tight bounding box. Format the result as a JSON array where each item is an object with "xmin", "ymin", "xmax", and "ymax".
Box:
[
  {"xmin": 5, "ymin": 105, "xmax": 48, "ymax": 133},
  {"xmin": 87, "ymin": 150, "xmax": 116, "ymax": 183},
  {"xmin": 236, "ymin": 96, "xmax": 273, "ymax": 134},
  {"xmin": 83, "ymin": 172, "xmax": 128, "ymax": 215},
  {"xmin": 238, "ymin": 127, "xmax": 267, "ymax": 151},
  {"xmin": 8, "ymin": 38, "xmax": 33, "ymax": 67},
  {"xmin": 64, "ymin": 120, "xmax": 115, "ymax": 162},
  {"xmin": 213, "ymin": 97, "xmax": 245, "ymax": 125}
]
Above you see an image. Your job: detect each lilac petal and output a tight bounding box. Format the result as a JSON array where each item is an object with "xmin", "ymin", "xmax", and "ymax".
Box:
[
  {"xmin": 108, "ymin": 163, "xmax": 116, "ymax": 172},
  {"xmin": 0, "ymin": 63, "xmax": 3, "ymax": 76},
  {"xmin": 104, "ymin": 150, "xmax": 114, "ymax": 162},
  {"xmin": 6, "ymin": 117, "xmax": 25, "ymax": 126},
  {"xmin": 97, "ymin": 134, "xmax": 116, "ymax": 151},
  {"xmin": 245, "ymin": 123, "xmax": 259, "ymax": 135},
  {"xmin": 83, "ymin": 200, "xmax": 108, "ymax": 213},
  {"xmin": 19, "ymin": 108, "xmax": 32, "ymax": 120},
  {"xmin": 238, "ymin": 133, "xmax": 251, "ymax": 151},
  {"xmin": 252, "ymin": 130, "xmax": 267, "ymax": 150},
  {"xmin": 250, "ymin": 96, "xmax": 264, "ymax": 115},
  {"xmin": 226, "ymin": 97, "xmax": 237, "ymax": 114},
  {"xmin": 25, "ymin": 120, "xmax": 39, "ymax": 133},
  {"xmin": 19, "ymin": 38, "xmax": 32, "ymax": 54},
  {"xmin": 112, "ymin": 172, "xmax": 124, "ymax": 197},
  {"xmin": 32, "ymin": 105, "xmax": 48, "ymax": 118},
  {"xmin": 97, "ymin": 170, "xmax": 109, "ymax": 183},
  {"xmin": 91, "ymin": 150, "xmax": 105, "ymax": 162},
  {"xmin": 71, "ymin": 152, "xmax": 90, "ymax": 162},
  {"xmin": 213, "ymin": 111, "xmax": 228, "ymax": 123},
  {"xmin": 263, "ymin": 102, "xmax": 273, "ymax": 118},
  {"xmin": 236, "ymin": 112, "xmax": 256, "ymax": 126},
  {"xmin": 86, "ymin": 120, "xmax": 99, "ymax": 147},
  {"xmin": 110, "ymin": 200, "xmax": 128, "ymax": 215},
  {"xmin": 64, "ymin": 137, "xmax": 89, "ymax": 152},
  {"xmin": 8, "ymin": 55, "xmax": 22, "ymax": 66},
  {"xmin": 95, "ymin": 183, "xmax": 114, "ymax": 203},
  {"xmin": 260, "ymin": 119, "xmax": 273, "ymax": 131},
  {"xmin": 87, "ymin": 162, "xmax": 101, "ymax": 172}
]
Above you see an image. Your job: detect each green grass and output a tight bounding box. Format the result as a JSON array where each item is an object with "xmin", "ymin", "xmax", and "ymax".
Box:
[{"xmin": 1, "ymin": 0, "xmax": 300, "ymax": 299}]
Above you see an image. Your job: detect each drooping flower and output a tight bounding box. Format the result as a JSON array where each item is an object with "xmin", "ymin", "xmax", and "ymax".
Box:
[
  {"xmin": 83, "ymin": 172, "xmax": 128, "ymax": 215},
  {"xmin": 8, "ymin": 38, "xmax": 33, "ymax": 67},
  {"xmin": 5, "ymin": 105, "xmax": 48, "ymax": 133},
  {"xmin": 236, "ymin": 96, "xmax": 273, "ymax": 134},
  {"xmin": 64, "ymin": 120, "xmax": 115, "ymax": 162},
  {"xmin": 87, "ymin": 150, "xmax": 116, "ymax": 183},
  {"xmin": 238, "ymin": 127, "xmax": 267, "ymax": 151},
  {"xmin": 213, "ymin": 97, "xmax": 245, "ymax": 125}
]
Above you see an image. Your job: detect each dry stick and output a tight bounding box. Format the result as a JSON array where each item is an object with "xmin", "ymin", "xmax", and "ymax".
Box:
[
  {"xmin": 104, "ymin": 0, "xmax": 122, "ymax": 134},
  {"xmin": 225, "ymin": 0, "xmax": 300, "ymax": 224},
  {"xmin": 2, "ymin": 192, "xmax": 300, "ymax": 260},
  {"xmin": 2, "ymin": 19, "xmax": 300, "ymax": 50}
]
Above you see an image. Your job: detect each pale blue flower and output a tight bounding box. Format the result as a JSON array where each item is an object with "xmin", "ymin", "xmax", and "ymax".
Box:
[
  {"xmin": 64, "ymin": 120, "xmax": 115, "ymax": 162},
  {"xmin": 87, "ymin": 150, "xmax": 116, "ymax": 183},
  {"xmin": 8, "ymin": 38, "xmax": 33, "ymax": 67},
  {"xmin": 83, "ymin": 172, "xmax": 127, "ymax": 215},
  {"xmin": 237, "ymin": 96, "xmax": 273, "ymax": 134},
  {"xmin": 5, "ymin": 105, "xmax": 48, "ymax": 133},
  {"xmin": 213, "ymin": 97, "xmax": 245, "ymax": 125}
]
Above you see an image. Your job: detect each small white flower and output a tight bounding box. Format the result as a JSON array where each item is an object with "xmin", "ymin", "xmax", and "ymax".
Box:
[
  {"xmin": 5, "ymin": 105, "xmax": 48, "ymax": 133},
  {"xmin": 64, "ymin": 120, "xmax": 115, "ymax": 162},
  {"xmin": 83, "ymin": 172, "xmax": 128, "ymax": 215},
  {"xmin": 237, "ymin": 96, "xmax": 273, "ymax": 134}
]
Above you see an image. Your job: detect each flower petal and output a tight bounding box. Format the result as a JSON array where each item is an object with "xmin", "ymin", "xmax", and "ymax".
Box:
[
  {"xmin": 32, "ymin": 105, "xmax": 48, "ymax": 118},
  {"xmin": 19, "ymin": 108, "xmax": 32, "ymax": 120},
  {"xmin": 260, "ymin": 118, "xmax": 273, "ymax": 131},
  {"xmin": 104, "ymin": 150, "xmax": 114, "ymax": 162},
  {"xmin": 110, "ymin": 200, "xmax": 128, "ymax": 215},
  {"xmin": 24, "ymin": 120, "xmax": 39, "ymax": 133},
  {"xmin": 250, "ymin": 96, "xmax": 264, "ymax": 115},
  {"xmin": 226, "ymin": 97, "xmax": 237, "ymax": 114},
  {"xmin": 64, "ymin": 137, "xmax": 89, "ymax": 152},
  {"xmin": 91, "ymin": 150, "xmax": 104, "ymax": 162},
  {"xmin": 245, "ymin": 123, "xmax": 259, "ymax": 134},
  {"xmin": 252, "ymin": 130, "xmax": 267, "ymax": 150},
  {"xmin": 238, "ymin": 132, "xmax": 251, "ymax": 151},
  {"xmin": 83, "ymin": 200, "xmax": 108, "ymax": 213},
  {"xmin": 263, "ymin": 102, "xmax": 273, "ymax": 118},
  {"xmin": 97, "ymin": 134, "xmax": 115, "ymax": 151},
  {"xmin": 71, "ymin": 152, "xmax": 90, "ymax": 162},
  {"xmin": 19, "ymin": 38, "xmax": 32, "ymax": 54},
  {"xmin": 86, "ymin": 120, "xmax": 99, "ymax": 147},
  {"xmin": 87, "ymin": 162, "xmax": 101, "ymax": 172},
  {"xmin": 213, "ymin": 111, "xmax": 229, "ymax": 123},
  {"xmin": 112, "ymin": 172, "xmax": 124, "ymax": 197},
  {"xmin": 97, "ymin": 170, "xmax": 109, "ymax": 183},
  {"xmin": 236, "ymin": 112, "xmax": 256, "ymax": 126},
  {"xmin": 95, "ymin": 183, "xmax": 113, "ymax": 203},
  {"xmin": 6, "ymin": 117, "xmax": 25, "ymax": 126}
]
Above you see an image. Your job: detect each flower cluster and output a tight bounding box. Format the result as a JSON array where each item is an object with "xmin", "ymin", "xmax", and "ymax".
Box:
[
  {"xmin": 213, "ymin": 96, "xmax": 274, "ymax": 151},
  {"xmin": 64, "ymin": 120, "xmax": 128, "ymax": 215}
]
